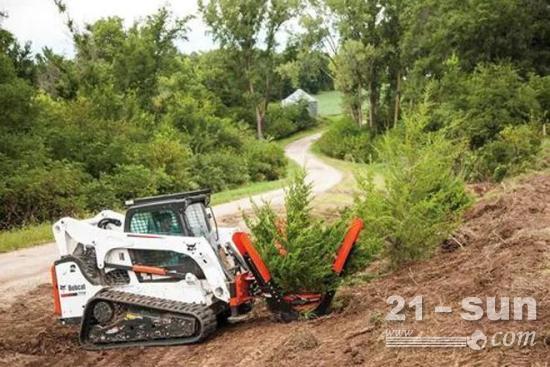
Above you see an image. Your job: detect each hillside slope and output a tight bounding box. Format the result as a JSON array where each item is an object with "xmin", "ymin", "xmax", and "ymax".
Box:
[{"xmin": 0, "ymin": 174, "xmax": 548, "ymax": 366}]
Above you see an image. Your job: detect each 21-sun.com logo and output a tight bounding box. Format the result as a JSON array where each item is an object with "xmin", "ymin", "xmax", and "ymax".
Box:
[{"xmin": 383, "ymin": 295, "xmax": 539, "ymax": 350}]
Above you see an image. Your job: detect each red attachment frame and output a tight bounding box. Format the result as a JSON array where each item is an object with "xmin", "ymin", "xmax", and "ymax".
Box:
[
  {"xmin": 282, "ymin": 293, "xmax": 322, "ymax": 303},
  {"xmin": 231, "ymin": 218, "xmax": 364, "ymax": 318},
  {"xmin": 332, "ymin": 218, "xmax": 364, "ymax": 274},
  {"xmin": 230, "ymin": 273, "xmax": 253, "ymax": 307},
  {"xmin": 50, "ymin": 264, "xmax": 62, "ymax": 316},
  {"xmin": 233, "ymin": 218, "xmax": 364, "ymax": 286},
  {"xmin": 232, "ymin": 232, "xmax": 272, "ymax": 283}
]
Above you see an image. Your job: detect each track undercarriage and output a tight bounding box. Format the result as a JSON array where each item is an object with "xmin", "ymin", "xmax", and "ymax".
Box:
[{"xmin": 80, "ymin": 290, "xmax": 218, "ymax": 349}]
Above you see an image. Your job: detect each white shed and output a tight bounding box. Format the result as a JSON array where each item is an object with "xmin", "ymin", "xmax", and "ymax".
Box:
[{"xmin": 281, "ymin": 89, "xmax": 318, "ymax": 117}]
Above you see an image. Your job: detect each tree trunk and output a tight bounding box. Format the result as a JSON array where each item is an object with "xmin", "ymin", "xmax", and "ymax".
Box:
[
  {"xmin": 349, "ymin": 96, "xmax": 362, "ymax": 126},
  {"xmin": 393, "ymin": 70, "xmax": 401, "ymax": 128},
  {"xmin": 258, "ymin": 73, "xmax": 272, "ymax": 140},
  {"xmin": 244, "ymin": 49, "xmax": 265, "ymax": 140},
  {"xmin": 247, "ymin": 77, "xmax": 264, "ymax": 140},
  {"xmin": 368, "ymin": 81, "xmax": 376, "ymax": 130},
  {"xmin": 256, "ymin": 106, "xmax": 264, "ymax": 139}
]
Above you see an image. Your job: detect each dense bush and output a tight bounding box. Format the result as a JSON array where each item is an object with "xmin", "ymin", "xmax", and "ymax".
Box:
[
  {"xmin": 354, "ymin": 106, "xmax": 472, "ymax": 268},
  {"xmin": 0, "ymin": 162, "xmax": 89, "ymax": 227},
  {"xmin": 264, "ymin": 101, "xmax": 317, "ymax": 139},
  {"xmin": 317, "ymin": 117, "xmax": 376, "ymax": 162},
  {"xmin": 426, "ymin": 61, "xmax": 548, "ymax": 182},
  {"xmin": 190, "ymin": 150, "xmax": 251, "ymax": 191},
  {"xmin": 465, "ymin": 125, "xmax": 542, "ymax": 182},
  {"xmin": 245, "ymin": 139, "xmax": 287, "ymax": 181},
  {"xmin": 245, "ymin": 169, "xmax": 369, "ymax": 294},
  {"xmin": 100, "ymin": 164, "xmax": 167, "ymax": 202}
]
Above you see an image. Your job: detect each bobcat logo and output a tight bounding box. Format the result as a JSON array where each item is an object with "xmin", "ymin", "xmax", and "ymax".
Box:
[{"xmin": 68, "ymin": 284, "xmax": 86, "ymax": 291}]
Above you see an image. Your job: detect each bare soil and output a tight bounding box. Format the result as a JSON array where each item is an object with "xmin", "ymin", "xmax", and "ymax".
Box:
[{"xmin": 1, "ymin": 174, "xmax": 549, "ymax": 367}]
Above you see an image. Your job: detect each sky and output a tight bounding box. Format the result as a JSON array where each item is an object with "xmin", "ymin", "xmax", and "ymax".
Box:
[{"xmin": 0, "ymin": 0, "xmax": 216, "ymax": 56}]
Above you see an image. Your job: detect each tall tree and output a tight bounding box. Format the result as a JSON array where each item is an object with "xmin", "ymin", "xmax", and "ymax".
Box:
[
  {"xmin": 277, "ymin": 42, "xmax": 333, "ymax": 94},
  {"xmin": 326, "ymin": 0, "xmax": 403, "ymax": 130},
  {"xmin": 331, "ymin": 40, "xmax": 374, "ymax": 125},
  {"xmin": 286, "ymin": 0, "xmax": 403, "ymax": 130},
  {"xmin": 401, "ymin": 0, "xmax": 550, "ymax": 98},
  {"xmin": 53, "ymin": 2, "xmax": 190, "ymax": 113},
  {"xmin": 277, "ymin": 3, "xmax": 339, "ymax": 94},
  {"xmin": 379, "ymin": 0, "xmax": 403, "ymax": 128},
  {"xmin": 199, "ymin": 0, "xmax": 299, "ymax": 139}
]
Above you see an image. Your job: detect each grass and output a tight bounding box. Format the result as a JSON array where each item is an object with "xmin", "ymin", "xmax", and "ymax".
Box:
[
  {"xmin": 309, "ymin": 138, "xmax": 386, "ymax": 209},
  {"xmin": 314, "ymin": 90, "xmax": 343, "ymax": 116},
  {"xmin": 535, "ymin": 136, "xmax": 550, "ymax": 168},
  {"xmin": 211, "ymin": 159, "xmax": 301, "ymax": 205},
  {"xmin": 0, "ymin": 223, "xmax": 53, "ymax": 253},
  {"xmin": 313, "ymin": 90, "xmax": 369, "ymax": 118},
  {"xmin": 211, "ymin": 180, "xmax": 284, "ymax": 206}
]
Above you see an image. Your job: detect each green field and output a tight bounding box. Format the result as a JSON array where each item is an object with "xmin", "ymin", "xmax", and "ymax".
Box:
[{"xmin": 314, "ymin": 90, "xmax": 343, "ymax": 116}]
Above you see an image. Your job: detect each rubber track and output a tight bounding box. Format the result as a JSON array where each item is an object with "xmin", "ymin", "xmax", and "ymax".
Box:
[{"xmin": 80, "ymin": 290, "xmax": 217, "ymax": 350}]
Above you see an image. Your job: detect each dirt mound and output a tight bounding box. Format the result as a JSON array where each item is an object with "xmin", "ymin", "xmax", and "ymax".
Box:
[{"xmin": 1, "ymin": 175, "xmax": 549, "ymax": 366}]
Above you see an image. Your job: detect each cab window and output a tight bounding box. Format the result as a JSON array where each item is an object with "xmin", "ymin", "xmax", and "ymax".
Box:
[
  {"xmin": 129, "ymin": 209, "xmax": 183, "ymax": 236},
  {"xmin": 185, "ymin": 203, "xmax": 210, "ymax": 237}
]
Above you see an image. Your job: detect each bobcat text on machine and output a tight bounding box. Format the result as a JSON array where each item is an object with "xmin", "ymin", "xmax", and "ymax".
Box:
[{"xmin": 50, "ymin": 189, "xmax": 364, "ymax": 349}]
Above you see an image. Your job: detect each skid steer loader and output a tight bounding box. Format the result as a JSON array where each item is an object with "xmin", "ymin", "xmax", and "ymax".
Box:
[{"xmin": 50, "ymin": 189, "xmax": 363, "ymax": 349}]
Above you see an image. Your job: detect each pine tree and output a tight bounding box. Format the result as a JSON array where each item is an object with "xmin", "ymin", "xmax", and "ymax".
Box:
[
  {"xmin": 355, "ymin": 103, "xmax": 472, "ymax": 268},
  {"xmin": 245, "ymin": 168, "xmax": 366, "ymax": 294}
]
